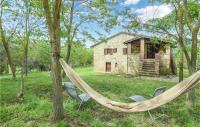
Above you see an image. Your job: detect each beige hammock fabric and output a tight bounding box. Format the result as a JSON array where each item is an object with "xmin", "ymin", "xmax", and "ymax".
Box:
[{"xmin": 60, "ymin": 59, "xmax": 200, "ymax": 112}]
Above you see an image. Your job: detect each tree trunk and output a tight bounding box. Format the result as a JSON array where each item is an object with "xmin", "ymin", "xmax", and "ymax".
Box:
[
  {"xmin": 5, "ymin": 62, "xmax": 9, "ymax": 74},
  {"xmin": 51, "ymin": 41, "xmax": 63, "ymax": 120},
  {"xmin": 24, "ymin": 34, "xmax": 29, "ymax": 77},
  {"xmin": 24, "ymin": 0, "xmax": 30, "ymax": 76},
  {"xmin": 62, "ymin": 43, "xmax": 71, "ymax": 77},
  {"xmin": 179, "ymin": 50, "xmax": 184, "ymax": 82},
  {"xmin": 24, "ymin": 48, "xmax": 28, "ymax": 76},
  {"xmin": 24, "ymin": 33, "xmax": 29, "ymax": 76},
  {"xmin": 65, "ymin": 0, "xmax": 74, "ymax": 64},
  {"xmin": 0, "ymin": 17, "xmax": 16, "ymax": 78},
  {"xmin": 18, "ymin": 67, "xmax": 24, "ymax": 98},
  {"xmin": 182, "ymin": 0, "xmax": 200, "ymax": 108},
  {"xmin": 186, "ymin": 65, "xmax": 196, "ymax": 107},
  {"xmin": 62, "ymin": 0, "xmax": 75, "ymax": 77},
  {"xmin": 170, "ymin": 49, "xmax": 177, "ymax": 75},
  {"xmin": 177, "ymin": 5, "xmax": 184, "ymax": 82},
  {"xmin": 186, "ymin": 32, "xmax": 198, "ymax": 108},
  {"xmin": 43, "ymin": 0, "xmax": 64, "ymax": 120},
  {"xmin": 62, "ymin": 0, "xmax": 75, "ymax": 78},
  {"xmin": 66, "ymin": 43, "xmax": 71, "ymax": 64},
  {"xmin": 190, "ymin": 32, "xmax": 198, "ymax": 72}
]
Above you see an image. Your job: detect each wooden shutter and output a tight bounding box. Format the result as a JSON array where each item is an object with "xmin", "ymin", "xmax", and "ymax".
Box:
[
  {"xmin": 123, "ymin": 48, "xmax": 127, "ymax": 55},
  {"xmin": 110, "ymin": 48, "xmax": 113, "ymax": 55},
  {"xmin": 104, "ymin": 49, "xmax": 107, "ymax": 55},
  {"xmin": 113, "ymin": 48, "xmax": 117, "ymax": 53}
]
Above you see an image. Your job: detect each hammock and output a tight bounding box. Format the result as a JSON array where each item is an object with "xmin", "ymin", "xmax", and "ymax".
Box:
[{"xmin": 60, "ymin": 59, "xmax": 200, "ymax": 112}]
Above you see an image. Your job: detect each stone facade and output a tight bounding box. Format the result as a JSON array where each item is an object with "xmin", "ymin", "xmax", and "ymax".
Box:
[
  {"xmin": 92, "ymin": 32, "xmax": 173, "ymax": 75},
  {"xmin": 92, "ymin": 32, "xmax": 136, "ymax": 73},
  {"xmin": 126, "ymin": 38, "xmax": 172, "ymax": 75}
]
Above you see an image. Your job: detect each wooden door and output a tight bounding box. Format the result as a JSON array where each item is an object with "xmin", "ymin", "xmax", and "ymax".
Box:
[
  {"xmin": 106, "ymin": 62, "xmax": 111, "ymax": 72},
  {"xmin": 147, "ymin": 44, "xmax": 155, "ymax": 59}
]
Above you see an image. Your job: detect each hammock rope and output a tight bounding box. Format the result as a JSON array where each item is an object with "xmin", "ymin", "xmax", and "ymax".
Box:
[{"xmin": 60, "ymin": 59, "xmax": 200, "ymax": 112}]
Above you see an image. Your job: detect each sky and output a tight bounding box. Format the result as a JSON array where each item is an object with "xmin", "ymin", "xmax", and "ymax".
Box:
[
  {"xmin": 2, "ymin": 0, "xmax": 173, "ymax": 48},
  {"xmin": 85, "ymin": 0, "xmax": 173, "ymax": 47}
]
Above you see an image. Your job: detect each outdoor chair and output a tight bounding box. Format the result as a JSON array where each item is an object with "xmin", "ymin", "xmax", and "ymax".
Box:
[
  {"xmin": 63, "ymin": 82, "xmax": 91, "ymax": 110},
  {"xmin": 129, "ymin": 86, "xmax": 167, "ymax": 120}
]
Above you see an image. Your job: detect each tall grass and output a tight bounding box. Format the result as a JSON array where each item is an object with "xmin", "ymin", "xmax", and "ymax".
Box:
[{"xmin": 0, "ymin": 67, "xmax": 199, "ymax": 127}]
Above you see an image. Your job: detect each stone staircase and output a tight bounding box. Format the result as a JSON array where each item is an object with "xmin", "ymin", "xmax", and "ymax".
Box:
[{"xmin": 139, "ymin": 59, "xmax": 159, "ymax": 76}]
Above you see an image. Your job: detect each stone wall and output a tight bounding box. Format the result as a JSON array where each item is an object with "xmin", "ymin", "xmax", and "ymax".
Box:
[
  {"xmin": 93, "ymin": 33, "xmax": 135, "ymax": 73},
  {"xmin": 127, "ymin": 42, "xmax": 140, "ymax": 75},
  {"xmin": 93, "ymin": 34, "xmax": 172, "ymax": 75},
  {"xmin": 127, "ymin": 53, "xmax": 140, "ymax": 75},
  {"xmin": 159, "ymin": 46, "xmax": 171, "ymax": 74}
]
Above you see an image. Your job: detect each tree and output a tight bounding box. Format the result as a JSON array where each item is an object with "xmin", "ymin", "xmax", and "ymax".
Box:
[
  {"xmin": 61, "ymin": 41, "xmax": 93, "ymax": 67},
  {"xmin": 127, "ymin": 0, "xmax": 199, "ymax": 107},
  {"xmin": 182, "ymin": 0, "xmax": 200, "ymax": 107},
  {"xmin": 29, "ymin": 41, "xmax": 51, "ymax": 71},
  {"xmin": 43, "ymin": 0, "xmax": 64, "ymax": 120},
  {"xmin": 61, "ymin": 0, "xmax": 123, "ymax": 66},
  {"xmin": 18, "ymin": 0, "xmax": 31, "ymax": 98},
  {"xmin": 0, "ymin": 43, "xmax": 8, "ymax": 74},
  {"xmin": 176, "ymin": 3, "xmax": 185, "ymax": 82},
  {"xmin": 0, "ymin": 0, "xmax": 16, "ymax": 78},
  {"xmin": 179, "ymin": 50, "xmax": 184, "ymax": 82}
]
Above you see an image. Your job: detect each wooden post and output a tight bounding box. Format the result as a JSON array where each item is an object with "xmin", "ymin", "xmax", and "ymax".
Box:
[
  {"xmin": 155, "ymin": 53, "xmax": 160, "ymax": 75},
  {"xmin": 166, "ymin": 47, "xmax": 171, "ymax": 68},
  {"xmin": 140, "ymin": 39, "xmax": 145, "ymax": 59}
]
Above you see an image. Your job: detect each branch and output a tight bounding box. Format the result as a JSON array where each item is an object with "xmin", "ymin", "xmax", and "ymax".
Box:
[
  {"xmin": 0, "ymin": 0, "xmax": 4, "ymax": 6},
  {"xmin": 172, "ymin": 2, "xmax": 181, "ymax": 38},
  {"xmin": 43, "ymin": 0, "xmax": 53, "ymax": 36},
  {"xmin": 174, "ymin": 1, "xmax": 191, "ymax": 64},
  {"xmin": 79, "ymin": 0, "xmax": 89, "ymax": 5},
  {"xmin": 29, "ymin": 20, "xmax": 40, "ymax": 32},
  {"xmin": 183, "ymin": 0, "xmax": 193, "ymax": 32},
  {"xmin": 71, "ymin": 22, "xmax": 82, "ymax": 41},
  {"xmin": 52, "ymin": 0, "xmax": 61, "ymax": 27},
  {"xmin": 6, "ymin": 23, "xmax": 18, "ymax": 43},
  {"xmin": 193, "ymin": 10, "xmax": 200, "ymax": 33},
  {"xmin": 66, "ymin": 0, "xmax": 75, "ymax": 42},
  {"xmin": 143, "ymin": 23, "xmax": 178, "ymax": 40},
  {"xmin": 0, "ymin": 0, "xmax": 4, "ymax": 18},
  {"xmin": 71, "ymin": 15, "xmax": 92, "ymax": 41}
]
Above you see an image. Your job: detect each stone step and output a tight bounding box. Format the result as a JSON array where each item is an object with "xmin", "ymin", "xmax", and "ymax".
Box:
[
  {"xmin": 142, "ymin": 64, "xmax": 155, "ymax": 66},
  {"xmin": 139, "ymin": 72, "xmax": 158, "ymax": 76},
  {"xmin": 139, "ymin": 68, "xmax": 155, "ymax": 72},
  {"xmin": 140, "ymin": 66, "xmax": 155, "ymax": 68},
  {"xmin": 141, "ymin": 66, "xmax": 155, "ymax": 68},
  {"xmin": 142, "ymin": 59, "xmax": 155, "ymax": 62},
  {"xmin": 139, "ymin": 71, "xmax": 157, "ymax": 74},
  {"xmin": 140, "ymin": 69, "xmax": 155, "ymax": 71},
  {"xmin": 139, "ymin": 70, "xmax": 157, "ymax": 73},
  {"xmin": 143, "ymin": 63, "xmax": 155, "ymax": 65},
  {"xmin": 142, "ymin": 63, "xmax": 155, "ymax": 65}
]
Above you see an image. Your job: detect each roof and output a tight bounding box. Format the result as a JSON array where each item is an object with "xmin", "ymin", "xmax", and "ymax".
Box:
[
  {"xmin": 90, "ymin": 32, "xmax": 142, "ymax": 48},
  {"xmin": 124, "ymin": 36, "xmax": 173, "ymax": 45},
  {"xmin": 124, "ymin": 36, "xmax": 150, "ymax": 44}
]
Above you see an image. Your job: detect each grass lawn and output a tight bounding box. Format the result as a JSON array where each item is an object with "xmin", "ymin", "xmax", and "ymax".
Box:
[{"xmin": 0, "ymin": 67, "xmax": 200, "ymax": 127}]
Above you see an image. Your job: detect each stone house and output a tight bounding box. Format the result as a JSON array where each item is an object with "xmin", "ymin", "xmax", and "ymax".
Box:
[{"xmin": 91, "ymin": 32, "xmax": 176, "ymax": 76}]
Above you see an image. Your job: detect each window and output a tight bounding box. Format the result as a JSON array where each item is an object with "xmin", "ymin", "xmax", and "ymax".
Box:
[
  {"xmin": 123, "ymin": 48, "xmax": 127, "ymax": 55},
  {"xmin": 113, "ymin": 48, "xmax": 117, "ymax": 53},
  {"xmin": 107, "ymin": 48, "xmax": 113, "ymax": 55},
  {"xmin": 104, "ymin": 48, "xmax": 113, "ymax": 55},
  {"xmin": 131, "ymin": 44, "xmax": 140, "ymax": 53},
  {"xmin": 115, "ymin": 62, "xmax": 118, "ymax": 68}
]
